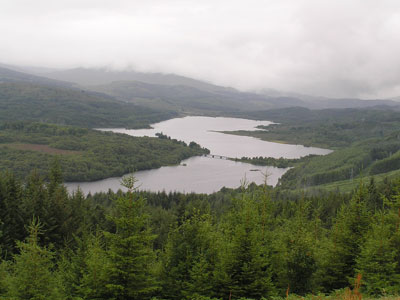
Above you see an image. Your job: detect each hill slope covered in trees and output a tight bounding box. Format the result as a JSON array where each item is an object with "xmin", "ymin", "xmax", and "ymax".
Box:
[
  {"xmin": 0, "ymin": 82, "xmax": 177, "ymax": 128},
  {"xmin": 0, "ymin": 166, "xmax": 399, "ymax": 299},
  {"xmin": 225, "ymin": 107, "xmax": 400, "ymax": 190},
  {"xmin": 0, "ymin": 122, "xmax": 208, "ymax": 181}
]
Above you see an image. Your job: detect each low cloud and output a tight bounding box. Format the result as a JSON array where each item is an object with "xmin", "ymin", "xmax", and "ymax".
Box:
[{"xmin": 1, "ymin": 0, "xmax": 400, "ymax": 98}]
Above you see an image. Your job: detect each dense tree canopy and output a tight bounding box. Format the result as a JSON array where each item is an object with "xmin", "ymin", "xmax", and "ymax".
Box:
[{"xmin": 1, "ymin": 167, "xmax": 400, "ymax": 299}]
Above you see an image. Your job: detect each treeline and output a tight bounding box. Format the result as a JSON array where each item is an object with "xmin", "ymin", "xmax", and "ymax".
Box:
[
  {"xmin": 0, "ymin": 122, "xmax": 209, "ymax": 181},
  {"xmin": 1, "ymin": 165, "xmax": 400, "ymax": 299},
  {"xmin": 233, "ymin": 155, "xmax": 317, "ymax": 168}
]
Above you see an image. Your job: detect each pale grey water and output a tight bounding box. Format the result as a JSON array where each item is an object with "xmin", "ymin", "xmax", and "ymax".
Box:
[
  {"xmin": 66, "ymin": 156, "xmax": 289, "ymax": 195},
  {"xmin": 66, "ymin": 116, "xmax": 331, "ymax": 194},
  {"xmin": 104, "ymin": 116, "xmax": 331, "ymax": 159}
]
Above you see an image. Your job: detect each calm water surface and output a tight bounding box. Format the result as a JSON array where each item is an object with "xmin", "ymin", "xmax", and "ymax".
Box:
[
  {"xmin": 67, "ymin": 156, "xmax": 289, "ymax": 195},
  {"xmin": 105, "ymin": 116, "xmax": 330, "ymax": 158},
  {"xmin": 66, "ymin": 117, "xmax": 331, "ymax": 194}
]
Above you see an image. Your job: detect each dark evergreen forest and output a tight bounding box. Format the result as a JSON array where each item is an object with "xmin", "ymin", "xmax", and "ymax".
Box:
[{"xmin": 0, "ymin": 163, "xmax": 399, "ymax": 299}]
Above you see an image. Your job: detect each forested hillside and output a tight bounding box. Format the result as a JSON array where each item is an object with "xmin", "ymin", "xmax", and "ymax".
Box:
[
  {"xmin": 226, "ymin": 107, "xmax": 400, "ymax": 190},
  {"xmin": 0, "ymin": 82, "xmax": 177, "ymax": 128},
  {"xmin": 0, "ymin": 122, "xmax": 208, "ymax": 181},
  {"xmin": 0, "ymin": 166, "xmax": 399, "ymax": 299}
]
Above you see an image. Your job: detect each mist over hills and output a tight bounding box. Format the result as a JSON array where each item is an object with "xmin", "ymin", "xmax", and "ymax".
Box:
[
  {"xmin": 43, "ymin": 67, "xmax": 226, "ymax": 91},
  {"xmin": 42, "ymin": 67, "xmax": 400, "ymax": 111},
  {"xmin": 1, "ymin": 64, "xmax": 399, "ymax": 117},
  {"xmin": 0, "ymin": 66, "xmax": 75, "ymax": 88},
  {"xmin": 0, "ymin": 65, "xmax": 178, "ymax": 128}
]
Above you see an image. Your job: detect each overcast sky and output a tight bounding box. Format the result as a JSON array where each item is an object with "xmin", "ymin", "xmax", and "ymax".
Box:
[{"xmin": 1, "ymin": 0, "xmax": 400, "ymax": 99}]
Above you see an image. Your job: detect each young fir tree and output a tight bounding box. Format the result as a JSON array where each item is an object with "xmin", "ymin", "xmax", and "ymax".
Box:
[
  {"xmin": 366, "ymin": 177, "xmax": 382, "ymax": 211},
  {"xmin": 320, "ymin": 183, "xmax": 371, "ymax": 291},
  {"xmin": 274, "ymin": 200, "xmax": 317, "ymax": 295},
  {"xmin": 160, "ymin": 210, "xmax": 219, "ymax": 300},
  {"xmin": 0, "ymin": 172, "xmax": 25, "ymax": 258},
  {"xmin": 22, "ymin": 170, "xmax": 49, "ymax": 226},
  {"xmin": 48, "ymin": 157, "xmax": 64, "ymax": 196},
  {"xmin": 4, "ymin": 219, "xmax": 64, "ymax": 299},
  {"xmin": 103, "ymin": 175, "xmax": 158, "ymax": 300},
  {"xmin": 218, "ymin": 188, "xmax": 275, "ymax": 300},
  {"xmin": 79, "ymin": 231, "xmax": 112, "ymax": 299},
  {"xmin": 356, "ymin": 188, "xmax": 400, "ymax": 296},
  {"xmin": 356, "ymin": 212, "xmax": 400, "ymax": 295}
]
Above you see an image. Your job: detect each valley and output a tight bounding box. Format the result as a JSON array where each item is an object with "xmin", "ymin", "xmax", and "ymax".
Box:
[{"xmin": 1, "ymin": 64, "xmax": 400, "ymax": 299}]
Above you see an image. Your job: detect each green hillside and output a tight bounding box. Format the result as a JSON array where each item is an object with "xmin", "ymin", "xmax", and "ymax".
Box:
[
  {"xmin": 0, "ymin": 82, "xmax": 177, "ymax": 128},
  {"xmin": 0, "ymin": 122, "xmax": 208, "ymax": 181},
  {"xmin": 225, "ymin": 107, "xmax": 400, "ymax": 190}
]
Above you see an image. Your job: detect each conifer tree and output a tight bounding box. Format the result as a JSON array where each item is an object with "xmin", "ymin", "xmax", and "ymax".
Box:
[
  {"xmin": 366, "ymin": 177, "xmax": 382, "ymax": 211},
  {"xmin": 320, "ymin": 183, "xmax": 371, "ymax": 291},
  {"xmin": 0, "ymin": 172, "xmax": 25, "ymax": 257},
  {"xmin": 160, "ymin": 210, "xmax": 218, "ymax": 300},
  {"xmin": 48, "ymin": 157, "xmax": 63, "ymax": 196},
  {"xmin": 4, "ymin": 219, "xmax": 64, "ymax": 299},
  {"xmin": 355, "ymin": 189, "xmax": 400, "ymax": 295},
  {"xmin": 22, "ymin": 170, "xmax": 48, "ymax": 222},
  {"xmin": 103, "ymin": 175, "xmax": 158, "ymax": 300},
  {"xmin": 79, "ymin": 232, "xmax": 112, "ymax": 299},
  {"xmin": 219, "ymin": 189, "xmax": 275, "ymax": 299},
  {"xmin": 274, "ymin": 200, "xmax": 317, "ymax": 295},
  {"xmin": 356, "ymin": 212, "xmax": 400, "ymax": 295}
]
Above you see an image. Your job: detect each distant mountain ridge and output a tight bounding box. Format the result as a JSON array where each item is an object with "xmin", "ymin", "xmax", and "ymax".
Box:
[
  {"xmin": 43, "ymin": 67, "xmax": 400, "ymax": 111},
  {"xmin": 43, "ymin": 67, "xmax": 227, "ymax": 92},
  {"xmin": 0, "ymin": 81, "xmax": 177, "ymax": 128},
  {"xmin": 1, "ymin": 64, "xmax": 399, "ymax": 112},
  {"xmin": 0, "ymin": 66, "xmax": 75, "ymax": 88}
]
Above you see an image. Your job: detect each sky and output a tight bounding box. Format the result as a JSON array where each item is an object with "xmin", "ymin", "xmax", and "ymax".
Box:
[{"xmin": 1, "ymin": 0, "xmax": 400, "ymax": 99}]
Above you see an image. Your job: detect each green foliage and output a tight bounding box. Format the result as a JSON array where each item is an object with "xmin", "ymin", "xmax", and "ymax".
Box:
[
  {"xmin": 356, "ymin": 213, "xmax": 400, "ymax": 295},
  {"xmin": 0, "ymin": 82, "xmax": 177, "ymax": 128},
  {"xmin": 274, "ymin": 201, "xmax": 318, "ymax": 294},
  {"xmin": 232, "ymin": 155, "xmax": 315, "ymax": 168},
  {"xmin": 79, "ymin": 232, "xmax": 112, "ymax": 299},
  {"xmin": 3, "ymin": 219, "xmax": 65, "ymax": 299},
  {"xmin": 370, "ymin": 150, "xmax": 400, "ymax": 175},
  {"xmin": 2, "ymin": 167, "xmax": 400, "ymax": 299},
  {"xmin": 103, "ymin": 176, "xmax": 158, "ymax": 300},
  {"xmin": 231, "ymin": 107, "xmax": 400, "ymax": 149},
  {"xmin": 0, "ymin": 172, "xmax": 25, "ymax": 257},
  {"xmin": 225, "ymin": 107, "xmax": 400, "ymax": 190},
  {"xmin": 160, "ymin": 211, "xmax": 219, "ymax": 300},
  {"xmin": 0, "ymin": 122, "xmax": 208, "ymax": 181},
  {"xmin": 355, "ymin": 189, "xmax": 400, "ymax": 295},
  {"xmin": 279, "ymin": 137, "xmax": 400, "ymax": 189},
  {"xmin": 320, "ymin": 183, "xmax": 371, "ymax": 291},
  {"xmin": 218, "ymin": 189, "xmax": 276, "ymax": 299}
]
